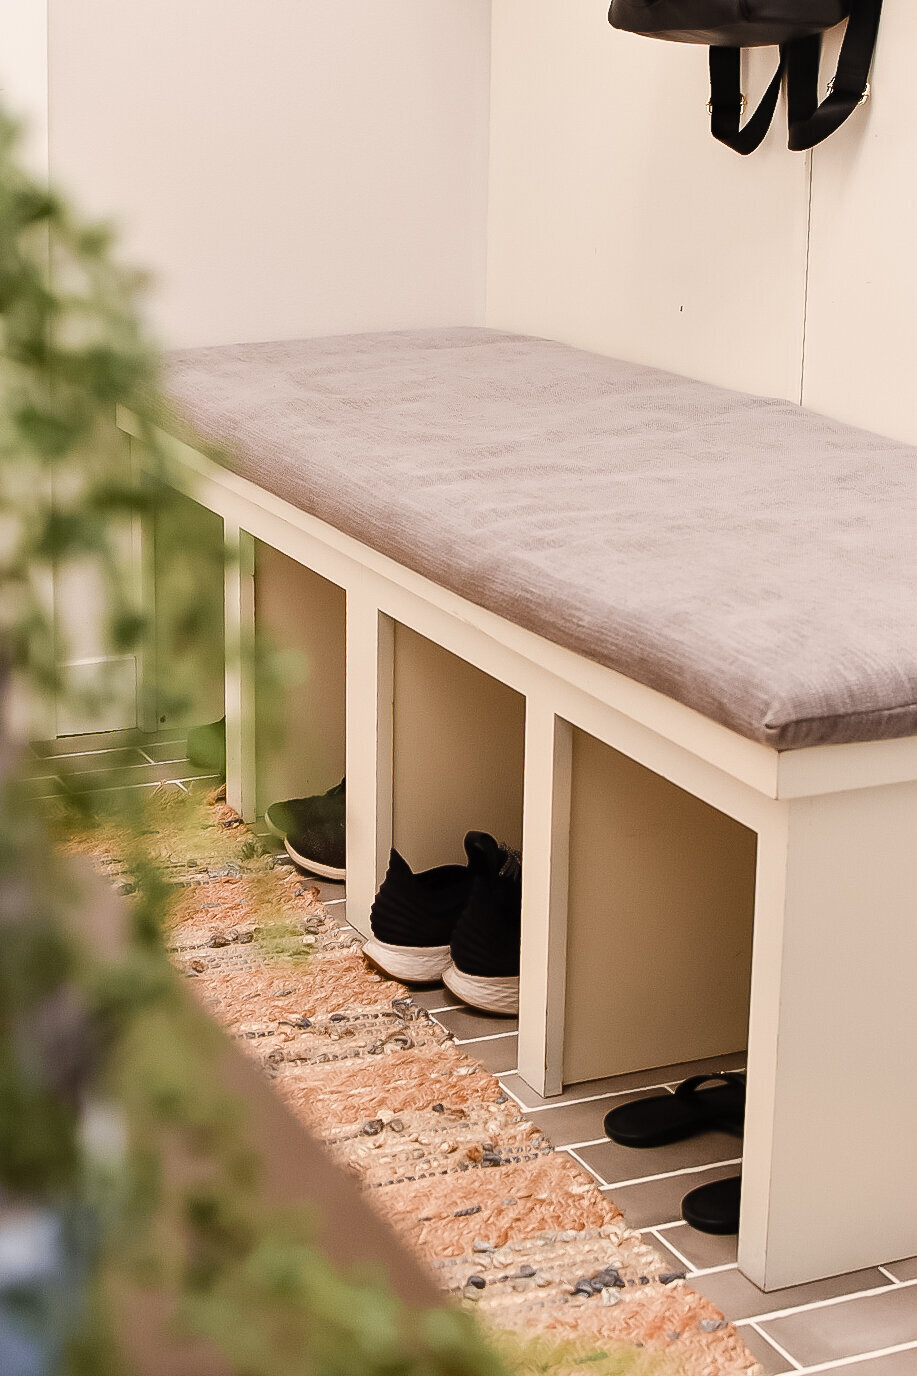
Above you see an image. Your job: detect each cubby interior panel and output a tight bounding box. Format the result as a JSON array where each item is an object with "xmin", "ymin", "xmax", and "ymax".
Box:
[
  {"xmin": 392, "ymin": 624, "xmax": 525, "ymax": 871},
  {"xmin": 563, "ymin": 727, "xmax": 756, "ymax": 1085}
]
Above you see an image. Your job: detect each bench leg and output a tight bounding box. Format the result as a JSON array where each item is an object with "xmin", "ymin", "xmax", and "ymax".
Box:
[
  {"xmin": 517, "ymin": 702, "xmax": 572, "ymax": 1097},
  {"xmin": 345, "ymin": 589, "xmax": 394, "ymax": 936},
  {"xmin": 741, "ymin": 780, "xmax": 917, "ymax": 1289},
  {"xmin": 223, "ymin": 521, "xmax": 256, "ymax": 821},
  {"xmin": 133, "ymin": 451, "xmax": 159, "ymax": 735}
]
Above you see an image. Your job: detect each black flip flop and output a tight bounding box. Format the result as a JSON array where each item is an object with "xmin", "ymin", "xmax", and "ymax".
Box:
[
  {"xmin": 603, "ymin": 1072, "xmax": 746, "ymax": 1148},
  {"xmin": 681, "ymin": 1174, "xmax": 742, "ymax": 1234}
]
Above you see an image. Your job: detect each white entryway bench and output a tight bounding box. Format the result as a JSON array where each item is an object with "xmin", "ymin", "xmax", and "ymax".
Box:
[{"xmin": 120, "ymin": 327, "xmax": 917, "ymax": 1293}]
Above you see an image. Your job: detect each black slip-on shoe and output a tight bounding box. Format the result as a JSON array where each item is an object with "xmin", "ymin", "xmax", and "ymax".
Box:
[
  {"xmin": 604, "ymin": 1073, "xmax": 746, "ymax": 1147},
  {"xmin": 186, "ymin": 717, "xmax": 226, "ymax": 776},
  {"xmin": 442, "ymin": 831, "xmax": 521, "ymax": 1016},
  {"xmin": 362, "ymin": 848, "xmax": 474, "ymax": 984},
  {"xmin": 281, "ymin": 779, "xmax": 346, "ymax": 881},
  {"xmin": 681, "ymin": 1174, "xmax": 742, "ymax": 1234}
]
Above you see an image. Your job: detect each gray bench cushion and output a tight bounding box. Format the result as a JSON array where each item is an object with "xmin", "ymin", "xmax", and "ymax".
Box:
[{"xmin": 163, "ymin": 328, "xmax": 917, "ymax": 751}]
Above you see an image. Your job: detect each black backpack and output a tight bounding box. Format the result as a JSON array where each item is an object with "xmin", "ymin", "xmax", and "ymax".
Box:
[{"xmin": 607, "ymin": 0, "xmax": 883, "ymax": 155}]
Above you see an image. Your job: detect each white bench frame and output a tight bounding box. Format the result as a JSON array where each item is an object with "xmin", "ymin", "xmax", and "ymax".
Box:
[{"xmin": 122, "ymin": 409, "xmax": 917, "ymax": 1293}]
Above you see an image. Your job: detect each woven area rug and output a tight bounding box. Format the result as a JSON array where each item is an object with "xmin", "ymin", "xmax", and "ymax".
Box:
[{"xmin": 67, "ymin": 790, "xmax": 760, "ymax": 1376}]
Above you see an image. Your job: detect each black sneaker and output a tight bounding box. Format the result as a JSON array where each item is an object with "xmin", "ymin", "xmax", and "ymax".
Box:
[
  {"xmin": 281, "ymin": 779, "xmax": 346, "ymax": 880},
  {"xmin": 186, "ymin": 717, "xmax": 226, "ymax": 775},
  {"xmin": 362, "ymin": 849, "xmax": 474, "ymax": 984},
  {"xmin": 443, "ymin": 832, "xmax": 521, "ymax": 1016},
  {"xmin": 264, "ymin": 782, "xmax": 345, "ymax": 841}
]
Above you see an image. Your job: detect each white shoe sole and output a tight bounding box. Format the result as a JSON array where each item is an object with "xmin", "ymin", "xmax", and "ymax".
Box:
[
  {"xmin": 283, "ymin": 836, "xmax": 346, "ymax": 882},
  {"xmin": 362, "ymin": 937, "xmax": 450, "ymax": 984},
  {"xmin": 264, "ymin": 810, "xmax": 287, "ymax": 840},
  {"xmin": 442, "ymin": 963, "xmax": 519, "ymax": 1016}
]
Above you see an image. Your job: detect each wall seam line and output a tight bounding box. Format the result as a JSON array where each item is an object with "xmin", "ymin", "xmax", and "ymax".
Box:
[{"xmin": 798, "ymin": 149, "xmax": 815, "ymax": 406}]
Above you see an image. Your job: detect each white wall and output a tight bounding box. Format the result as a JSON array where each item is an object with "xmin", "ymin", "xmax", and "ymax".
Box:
[
  {"xmin": 488, "ymin": 1, "xmax": 905, "ymax": 431},
  {"xmin": 0, "ymin": 0, "xmax": 47, "ymax": 175},
  {"xmin": 802, "ymin": 6, "xmax": 917, "ymax": 442},
  {"xmin": 48, "ymin": 0, "xmax": 492, "ymax": 349}
]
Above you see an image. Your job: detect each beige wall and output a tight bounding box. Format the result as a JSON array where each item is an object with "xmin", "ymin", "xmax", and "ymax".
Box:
[
  {"xmin": 47, "ymin": 0, "xmax": 492, "ymax": 348},
  {"xmin": 487, "ymin": 2, "xmax": 908, "ymax": 435},
  {"xmin": 802, "ymin": 7, "xmax": 917, "ymax": 441}
]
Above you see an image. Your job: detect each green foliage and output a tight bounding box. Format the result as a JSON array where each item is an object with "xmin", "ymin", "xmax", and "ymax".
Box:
[{"xmin": 0, "ymin": 106, "xmax": 660, "ymax": 1376}]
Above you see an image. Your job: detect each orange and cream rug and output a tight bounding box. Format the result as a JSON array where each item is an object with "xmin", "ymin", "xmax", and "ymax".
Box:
[{"xmin": 70, "ymin": 788, "xmax": 760, "ymax": 1376}]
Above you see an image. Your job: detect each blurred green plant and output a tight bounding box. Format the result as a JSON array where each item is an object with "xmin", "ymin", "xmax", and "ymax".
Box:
[
  {"xmin": 0, "ymin": 106, "xmax": 666, "ymax": 1376},
  {"xmin": 0, "ymin": 102, "xmax": 510, "ymax": 1376}
]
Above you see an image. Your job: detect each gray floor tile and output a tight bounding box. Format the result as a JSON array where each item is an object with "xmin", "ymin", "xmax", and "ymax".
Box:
[
  {"xmin": 883, "ymin": 1258, "xmax": 917, "ymax": 1283},
  {"xmin": 432, "ymin": 1006, "xmax": 518, "ymax": 1040},
  {"xmin": 32, "ymin": 746, "xmax": 150, "ymax": 773},
  {"xmin": 31, "ymin": 727, "xmax": 143, "ymax": 757},
  {"xmin": 760, "ymin": 1286, "xmax": 917, "ymax": 1367},
  {"xmin": 575, "ymin": 1128, "xmax": 742, "ymax": 1187},
  {"xmin": 32, "ymin": 727, "xmax": 182, "ymax": 757},
  {"xmin": 656, "ymin": 1220, "xmax": 739, "ymax": 1271},
  {"xmin": 526, "ymin": 1089, "xmax": 663, "ymax": 1149},
  {"xmin": 811, "ymin": 1348, "xmax": 917, "ymax": 1374},
  {"xmin": 691, "ymin": 1264, "xmax": 891, "ymax": 1327},
  {"xmin": 408, "ymin": 987, "xmax": 460, "ymax": 1012},
  {"xmin": 141, "ymin": 740, "xmax": 190, "ymax": 762},
  {"xmin": 504, "ymin": 1049, "xmax": 746, "ymax": 1111},
  {"xmin": 461, "ymin": 1033, "xmax": 517, "ymax": 1075},
  {"xmin": 599, "ymin": 1162, "xmax": 743, "ymax": 1231},
  {"xmin": 73, "ymin": 781, "xmax": 168, "ymax": 814},
  {"xmin": 733, "ymin": 1324, "xmax": 794, "ymax": 1374},
  {"xmin": 311, "ymin": 879, "xmax": 346, "ymax": 904},
  {"xmin": 21, "ymin": 775, "xmax": 64, "ymax": 799},
  {"xmin": 63, "ymin": 761, "xmax": 187, "ymax": 792}
]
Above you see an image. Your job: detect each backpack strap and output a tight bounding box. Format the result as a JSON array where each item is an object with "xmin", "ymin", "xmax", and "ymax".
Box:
[
  {"xmin": 708, "ymin": 46, "xmax": 785, "ymax": 156},
  {"xmin": 785, "ymin": 0, "xmax": 883, "ymax": 151}
]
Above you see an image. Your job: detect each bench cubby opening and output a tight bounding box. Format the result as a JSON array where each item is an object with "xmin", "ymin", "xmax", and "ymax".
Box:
[
  {"xmin": 147, "ymin": 487, "xmax": 225, "ymax": 735},
  {"xmin": 253, "ymin": 541, "xmax": 345, "ymax": 820},
  {"xmin": 391, "ymin": 623, "xmax": 525, "ymax": 872}
]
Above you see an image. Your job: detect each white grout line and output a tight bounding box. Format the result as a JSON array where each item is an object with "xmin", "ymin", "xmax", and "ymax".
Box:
[
  {"xmin": 58, "ymin": 758, "xmax": 162, "ymax": 777},
  {"xmin": 424, "ymin": 1002, "xmax": 464, "ymax": 1014},
  {"xmin": 796, "ymin": 1338, "xmax": 917, "ymax": 1373},
  {"xmin": 686, "ymin": 1262, "xmax": 743, "ymax": 1278},
  {"xmin": 36, "ymin": 743, "xmax": 145, "ymax": 761},
  {"xmin": 876, "ymin": 1265, "xmax": 900, "ymax": 1284},
  {"xmin": 595, "ymin": 1158, "xmax": 742, "ymax": 1191},
  {"xmin": 719, "ymin": 1274, "xmax": 917, "ymax": 1327},
  {"xmin": 746, "ymin": 1321, "xmax": 803, "ymax": 1371},
  {"xmin": 556, "ymin": 1135, "xmax": 611, "ymax": 1151},
  {"xmin": 645, "ymin": 1228, "xmax": 698, "ymax": 1274},
  {"xmin": 661, "ymin": 1068, "xmax": 746, "ymax": 1091},
  {"xmin": 505, "ymin": 1079, "xmax": 681, "ymax": 1113},
  {"xmin": 497, "ymin": 1081, "xmax": 529, "ymax": 1111},
  {"xmin": 65, "ymin": 780, "xmax": 164, "ymax": 796},
  {"xmin": 563, "ymin": 1148, "xmax": 608, "ymax": 1185},
  {"xmin": 454, "ymin": 1031, "xmax": 519, "ymax": 1046},
  {"xmin": 322, "ymin": 898, "xmax": 347, "ymax": 907}
]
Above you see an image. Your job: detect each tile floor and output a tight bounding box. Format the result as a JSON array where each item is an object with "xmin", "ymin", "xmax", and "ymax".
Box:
[{"xmin": 32, "ymin": 730, "xmax": 917, "ymax": 1376}]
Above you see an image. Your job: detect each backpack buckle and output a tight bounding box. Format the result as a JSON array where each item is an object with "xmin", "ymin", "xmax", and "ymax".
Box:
[
  {"xmin": 826, "ymin": 79, "xmax": 871, "ymax": 106},
  {"xmin": 707, "ymin": 93, "xmax": 746, "ymax": 115}
]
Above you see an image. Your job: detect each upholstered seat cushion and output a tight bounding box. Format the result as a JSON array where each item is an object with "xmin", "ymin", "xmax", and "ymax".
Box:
[{"xmin": 163, "ymin": 328, "xmax": 917, "ymax": 751}]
